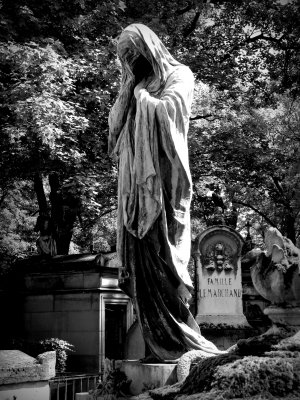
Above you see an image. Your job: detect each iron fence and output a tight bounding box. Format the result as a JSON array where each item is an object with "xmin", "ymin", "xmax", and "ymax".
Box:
[{"xmin": 49, "ymin": 373, "xmax": 99, "ymax": 400}]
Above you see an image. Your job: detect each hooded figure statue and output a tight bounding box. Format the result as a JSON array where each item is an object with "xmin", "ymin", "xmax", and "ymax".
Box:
[{"xmin": 108, "ymin": 23, "xmax": 222, "ymax": 360}]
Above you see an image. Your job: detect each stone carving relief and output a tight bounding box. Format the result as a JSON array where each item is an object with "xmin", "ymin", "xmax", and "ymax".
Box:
[
  {"xmin": 203, "ymin": 241, "xmax": 235, "ymax": 272},
  {"xmin": 194, "ymin": 226, "xmax": 248, "ymax": 327}
]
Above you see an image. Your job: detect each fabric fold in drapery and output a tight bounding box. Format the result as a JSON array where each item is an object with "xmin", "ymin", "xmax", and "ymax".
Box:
[{"xmin": 108, "ymin": 23, "xmax": 224, "ymax": 360}]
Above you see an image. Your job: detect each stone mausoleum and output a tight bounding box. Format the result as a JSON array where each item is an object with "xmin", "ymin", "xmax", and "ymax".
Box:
[{"xmin": 0, "ymin": 253, "xmax": 133, "ymax": 374}]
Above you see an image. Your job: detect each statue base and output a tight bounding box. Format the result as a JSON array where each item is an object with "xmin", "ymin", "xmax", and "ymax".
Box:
[
  {"xmin": 264, "ymin": 306, "xmax": 300, "ymax": 330},
  {"xmin": 120, "ymin": 360, "xmax": 177, "ymax": 395},
  {"xmin": 196, "ymin": 315, "xmax": 257, "ymax": 351},
  {"xmin": 196, "ymin": 313, "xmax": 251, "ymax": 328}
]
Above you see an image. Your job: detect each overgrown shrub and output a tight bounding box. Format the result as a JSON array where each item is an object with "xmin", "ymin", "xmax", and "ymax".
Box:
[
  {"xmin": 180, "ymin": 353, "xmax": 242, "ymax": 394},
  {"xmin": 91, "ymin": 367, "xmax": 131, "ymax": 399},
  {"xmin": 213, "ymin": 356, "xmax": 296, "ymax": 398}
]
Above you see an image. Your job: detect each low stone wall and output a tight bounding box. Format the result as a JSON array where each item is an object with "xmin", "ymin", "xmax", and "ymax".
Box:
[{"xmin": 0, "ymin": 350, "xmax": 56, "ymax": 400}]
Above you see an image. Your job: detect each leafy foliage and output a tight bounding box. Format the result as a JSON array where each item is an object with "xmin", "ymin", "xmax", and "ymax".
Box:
[
  {"xmin": 2, "ymin": 337, "xmax": 74, "ymax": 373},
  {"xmin": 189, "ymin": 95, "xmax": 300, "ymax": 242},
  {"xmin": 0, "ymin": 0, "xmax": 300, "ymax": 262},
  {"xmin": 0, "ymin": 0, "xmax": 123, "ymax": 255},
  {"xmin": 38, "ymin": 338, "xmax": 74, "ymax": 373}
]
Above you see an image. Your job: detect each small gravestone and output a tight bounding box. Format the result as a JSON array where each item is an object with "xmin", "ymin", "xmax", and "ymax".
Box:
[{"xmin": 193, "ymin": 225, "xmax": 249, "ymax": 328}]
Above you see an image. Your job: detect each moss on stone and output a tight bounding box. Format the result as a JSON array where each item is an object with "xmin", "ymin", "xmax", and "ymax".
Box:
[
  {"xmin": 180, "ymin": 353, "xmax": 243, "ymax": 395},
  {"xmin": 212, "ymin": 356, "xmax": 298, "ymax": 398},
  {"xmin": 266, "ymin": 350, "xmax": 300, "ymax": 359}
]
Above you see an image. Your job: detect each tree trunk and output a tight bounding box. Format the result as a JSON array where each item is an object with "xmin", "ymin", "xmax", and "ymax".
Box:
[
  {"xmin": 49, "ymin": 173, "xmax": 81, "ymax": 255},
  {"xmin": 282, "ymin": 212, "xmax": 296, "ymax": 244},
  {"xmin": 34, "ymin": 173, "xmax": 48, "ymax": 216}
]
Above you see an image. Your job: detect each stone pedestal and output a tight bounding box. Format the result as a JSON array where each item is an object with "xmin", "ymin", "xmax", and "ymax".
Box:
[
  {"xmin": 264, "ymin": 306, "xmax": 300, "ymax": 330},
  {"xmin": 120, "ymin": 361, "xmax": 177, "ymax": 395},
  {"xmin": 200, "ymin": 327, "xmax": 257, "ymax": 350},
  {"xmin": 75, "ymin": 393, "xmax": 90, "ymax": 400},
  {"xmin": 248, "ymin": 228, "xmax": 300, "ymax": 333},
  {"xmin": 193, "ymin": 226, "xmax": 249, "ymax": 328}
]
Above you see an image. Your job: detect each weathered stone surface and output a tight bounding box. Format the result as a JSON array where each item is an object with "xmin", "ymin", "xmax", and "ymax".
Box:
[
  {"xmin": 149, "ymin": 382, "xmax": 182, "ymax": 399},
  {"xmin": 250, "ymin": 228, "xmax": 300, "ymax": 306},
  {"xmin": 248, "ymin": 228, "xmax": 300, "ymax": 333},
  {"xmin": 264, "ymin": 228, "xmax": 300, "ymax": 272},
  {"xmin": 274, "ymin": 330, "xmax": 300, "ymax": 351},
  {"xmin": 95, "ymin": 252, "xmax": 120, "ymax": 269},
  {"xmin": 193, "ymin": 226, "xmax": 249, "ymax": 328},
  {"xmin": 174, "ymin": 331, "xmax": 300, "ymax": 399},
  {"xmin": 212, "ymin": 355, "xmax": 300, "ymax": 399},
  {"xmin": 0, "ymin": 350, "xmax": 56, "ymax": 385},
  {"xmin": 108, "ymin": 331, "xmax": 300, "ymax": 400},
  {"xmin": 121, "ymin": 361, "xmax": 177, "ymax": 395},
  {"xmin": 126, "ymin": 332, "xmax": 300, "ymax": 400},
  {"xmin": 235, "ymin": 332, "xmax": 284, "ymax": 356},
  {"xmin": 176, "ymin": 391, "xmax": 227, "ymax": 400},
  {"xmin": 124, "ymin": 320, "xmax": 146, "ymax": 360},
  {"xmin": 0, "ymin": 350, "xmax": 37, "ymax": 369},
  {"xmin": 129, "ymin": 393, "xmax": 154, "ymax": 400},
  {"xmin": 179, "ymin": 353, "xmax": 243, "ymax": 395},
  {"xmin": 0, "ymin": 381, "xmax": 51, "ymax": 400},
  {"xmin": 37, "ymin": 351, "xmax": 56, "ymax": 378},
  {"xmin": 176, "ymin": 350, "xmax": 214, "ymax": 382}
]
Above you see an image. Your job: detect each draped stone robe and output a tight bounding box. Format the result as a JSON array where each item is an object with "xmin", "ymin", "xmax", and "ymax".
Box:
[{"xmin": 108, "ymin": 24, "xmax": 222, "ymax": 360}]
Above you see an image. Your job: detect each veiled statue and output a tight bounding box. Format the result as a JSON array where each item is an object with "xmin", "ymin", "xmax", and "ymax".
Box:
[{"xmin": 108, "ymin": 24, "xmax": 222, "ymax": 360}]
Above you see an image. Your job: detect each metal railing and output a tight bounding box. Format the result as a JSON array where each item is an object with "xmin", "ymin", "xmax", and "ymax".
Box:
[{"xmin": 49, "ymin": 373, "xmax": 99, "ymax": 400}]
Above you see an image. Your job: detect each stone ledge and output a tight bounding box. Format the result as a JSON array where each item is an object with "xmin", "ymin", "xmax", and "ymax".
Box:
[
  {"xmin": 0, "ymin": 350, "xmax": 56, "ymax": 385},
  {"xmin": 121, "ymin": 360, "xmax": 177, "ymax": 395},
  {"xmin": 196, "ymin": 313, "xmax": 250, "ymax": 328}
]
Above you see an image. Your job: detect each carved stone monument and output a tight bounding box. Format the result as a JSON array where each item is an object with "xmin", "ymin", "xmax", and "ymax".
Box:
[
  {"xmin": 193, "ymin": 225, "xmax": 249, "ymax": 328},
  {"xmin": 108, "ymin": 22, "xmax": 222, "ymax": 361},
  {"xmin": 250, "ymin": 227, "xmax": 300, "ymax": 330}
]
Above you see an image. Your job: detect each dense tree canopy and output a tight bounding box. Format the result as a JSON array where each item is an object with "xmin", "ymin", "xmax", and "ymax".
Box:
[{"xmin": 0, "ymin": 0, "xmax": 299, "ymax": 263}]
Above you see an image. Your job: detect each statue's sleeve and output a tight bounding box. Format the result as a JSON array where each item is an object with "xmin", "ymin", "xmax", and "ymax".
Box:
[
  {"xmin": 156, "ymin": 66, "xmax": 194, "ymax": 183},
  {"xmin": 134, "ymin": 66, "xmax": 194, "ymax": 193},
  {"xmin": 155, "ymin": 67, "xmax": 194, "ymax": 285},
  {"xmin": 131, "ymin": 67, "xmax": 194, "ymax": 288}
]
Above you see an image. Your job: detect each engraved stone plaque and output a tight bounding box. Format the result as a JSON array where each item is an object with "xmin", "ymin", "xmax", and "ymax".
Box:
[{"xmin": 193, "ymin": 225, "xmax": 249, "ymax": 327}]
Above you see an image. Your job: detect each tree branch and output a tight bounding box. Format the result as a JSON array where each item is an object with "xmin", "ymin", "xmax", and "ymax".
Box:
[
  {"xmin": 256, "ymin": 34, "xmax": 285, "ymax": 44},
  {"xmin": 0, "ymin": 190, "xmax": 8, "ymax": 208},
  {"xmin": 81, "ymin": 206, "xmax": 118, "ymax": 231},
  {"xmin": 220, "ymin": 33, "xmax": 286, "ymax": 63},
  {"xmin": 190, "ymin": 113, "xmax": 217, "ymax": 121},
  {"xmin": 176, "ymin": 1, "xmax": 194, "ymax": 15},
  {"xmin": 233, "ymin": 200, "xmax": 278, "ymax": 228},
  {"xmin": 34, "ymin": 173, "xmax": 48, "ymax": 215},
  {"xmin": 271, "ymin": 176, "xmax": 284, "ymax": 196},
  {"xmin": 183, "ymin": 11, "xmax": 201, "ymax": 38},
  {"xmin": 271, "ymin": 176, "xmax": 291, "ymax": 209},
  {"xmin": 0, "ymin": 181, "xmax": 15, "ymax": 208}
]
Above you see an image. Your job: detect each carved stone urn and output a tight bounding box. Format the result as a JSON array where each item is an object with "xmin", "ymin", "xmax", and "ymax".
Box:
[{"xmin": 249, "ymin": 228, "xmax": 300, "ymax": 329}]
